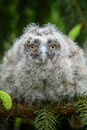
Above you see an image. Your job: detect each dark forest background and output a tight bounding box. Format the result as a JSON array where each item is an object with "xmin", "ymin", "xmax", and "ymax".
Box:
[
  {"xmin": 0, "ymin": 0, "xmax": 87, "ymax": 60},
  {"xmin": 0, "ymin": 0, "xmax": 87, "ymax": 130}
]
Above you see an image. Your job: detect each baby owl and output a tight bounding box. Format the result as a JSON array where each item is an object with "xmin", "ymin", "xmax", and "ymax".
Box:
[{"xmin": 0, "ymin": 23, "xmax": 87, "ymax": 105}]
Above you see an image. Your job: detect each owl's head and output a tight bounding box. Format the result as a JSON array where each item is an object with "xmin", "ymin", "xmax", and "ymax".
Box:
[
  {"xmin": 24, "ymin": 37, "xmax": 61, "ymax": 64},
  {"xmin": 16, "ymin": 24, "xmax": 69, "ymax": 65}
]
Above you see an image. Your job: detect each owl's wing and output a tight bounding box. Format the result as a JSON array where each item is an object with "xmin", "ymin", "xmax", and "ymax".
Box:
[{"xmin": 64, "ymin": 36, "xmax": 87, "ymax": 93}]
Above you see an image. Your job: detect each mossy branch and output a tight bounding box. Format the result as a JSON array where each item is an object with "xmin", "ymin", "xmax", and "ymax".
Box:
[{"xmin": 0, "ymin": 93, "xmax": 87, "ymax": 129}]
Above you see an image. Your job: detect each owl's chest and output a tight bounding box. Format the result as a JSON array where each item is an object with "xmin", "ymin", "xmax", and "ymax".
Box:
[{"xmin": 29, "ymin": 66, "xmax": 59, "ymax": 87}]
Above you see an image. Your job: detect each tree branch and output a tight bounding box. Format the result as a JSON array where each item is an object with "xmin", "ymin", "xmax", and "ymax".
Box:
[{"xmin": 0, "ymin": 94, "xmax": 87, "ymax": 128}]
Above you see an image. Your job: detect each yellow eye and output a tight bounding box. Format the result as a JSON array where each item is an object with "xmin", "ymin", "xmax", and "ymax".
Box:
[
  {"xmin": 49, "ymin": 44, "xmax": 57, "ymax": 50},
  {"xmin": 29, "ymin": 44, "xmax": 36, "ymax": 51}
]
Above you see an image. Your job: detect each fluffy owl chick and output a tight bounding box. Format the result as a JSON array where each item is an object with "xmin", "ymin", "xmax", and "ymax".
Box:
[{"xmin": 0, "ymin": 23, "xmax": 87, "ymax": 105}]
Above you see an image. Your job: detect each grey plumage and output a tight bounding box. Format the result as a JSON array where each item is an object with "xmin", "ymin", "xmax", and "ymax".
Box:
[{"xmin": 0, "ymin": 23, "xmax": 87, "ymax": 105}]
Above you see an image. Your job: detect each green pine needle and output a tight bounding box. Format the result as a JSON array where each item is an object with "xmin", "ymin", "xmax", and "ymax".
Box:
[
  {"xmin": 74, "ymin": 93, "xmax": 87, "ymax": 125},
  {"xmin": 34, "ymin": 105, "xmax": 57, "ymax": 130}
]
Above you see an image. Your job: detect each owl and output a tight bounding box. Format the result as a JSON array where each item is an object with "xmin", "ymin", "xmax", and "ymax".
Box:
[{"xmin": 0, "ymin": 23, "xmax": 87, "ymax": 105}]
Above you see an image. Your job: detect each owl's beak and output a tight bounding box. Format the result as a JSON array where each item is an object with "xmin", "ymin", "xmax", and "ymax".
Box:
[
  {"xmin": 40, "ymin": 54, "xmax": 47, "ymax": 63},
  {"xmin": 42, "ymin": 59, "xmax": 46, "ymax": 64},
  {"xmin": 40, "ymin": 46, "xmax": 47, "ymax": 64}
]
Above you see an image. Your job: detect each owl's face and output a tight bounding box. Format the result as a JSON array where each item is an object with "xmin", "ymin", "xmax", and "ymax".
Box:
[{"xmin": 24, "ymin": 36, "xmax": 61, "ymax": 64}]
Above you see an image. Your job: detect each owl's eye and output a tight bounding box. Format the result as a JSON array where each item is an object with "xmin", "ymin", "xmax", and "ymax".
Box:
[
  {"xmin": 29, "ymin": 44, "xmax": 37, "ymax": 51},
  {"xmin": 49, "ymin": 44, "xmax": 57, "ymax": 50}
]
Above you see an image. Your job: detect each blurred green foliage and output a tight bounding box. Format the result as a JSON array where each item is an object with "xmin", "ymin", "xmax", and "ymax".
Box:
[
  {"xmin": 0, "ymin": 0, "xmax": 87, "ymax": 59},
  {"xmin": 68, "ymin": 23, "xmax": 82, "ymax": 40}
]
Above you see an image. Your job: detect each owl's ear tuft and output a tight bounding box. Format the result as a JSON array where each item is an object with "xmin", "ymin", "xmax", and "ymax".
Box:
[
  {"xmin": 43, "ymin": 23, "xmax": 58, "ymax": 32},
  {"xmin": 23, "ymin": 23, "xmax": 39, "ymax": 34}
]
